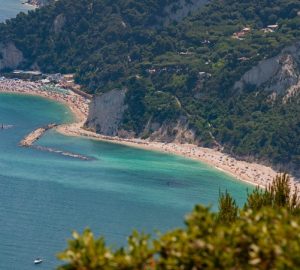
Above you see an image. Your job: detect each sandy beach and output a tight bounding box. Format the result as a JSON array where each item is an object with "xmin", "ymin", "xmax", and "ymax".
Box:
[
  {"xmin": 1, "ymin": 78, "xmax": 298, "ymax": 189},
  {"xmin": 57, "ymin": 122, "xmax": 282, "ymax": 189},
  {"xmin": 0, "ymin": 79, "xmax": 89, "ymax": 122}
]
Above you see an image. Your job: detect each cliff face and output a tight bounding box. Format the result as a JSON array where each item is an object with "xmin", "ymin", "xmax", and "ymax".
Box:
[
  {"xmin": 85, "ymin": 89, "xmax": 128, "ymax": 136},
  {"xmin": 234, "ymin": 42, "xmax": 300, "ymax": 100},
  {"xmin": 85, "ymin": 89, "xmax": 199, "ymax": 143},
  {"xmin": 0, "ymin": 42, "xmax": 24, "ymax": 70},
  {"xmin": 162, "ymin": 0, "xmax": 209, "ymax": 26},
  {"xmin": 52, "ymin": 14, "xmax": 66, "ymax": 34},
  {"xmin": 146, "ymin": 116, "xmax": 198, "ymax": 144}
]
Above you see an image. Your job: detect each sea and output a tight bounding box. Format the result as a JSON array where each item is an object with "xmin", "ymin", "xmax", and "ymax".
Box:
[
  {"xmin": 0, "ymin": 3, "xmax": 251, "ymax": 269},
  {"xmin": 0, "ymin": 0, "xmax": 34, "ymax": 22},
  {"xmin": 0, "ymin": 94, "xmax": 251, "ymax": 269}
]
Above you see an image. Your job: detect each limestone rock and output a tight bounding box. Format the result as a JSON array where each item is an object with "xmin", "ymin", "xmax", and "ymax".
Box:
[
  {"xmin": 161, "ymin": 0, "xmax": 209, "ymax": 26},
  {"xmin": 53, "ymin": 14, "xmax": 66, "ymax": 34},
  {"xmin": 234, "ymin": 42, "xmax": 300, "ymax": 100},
  {"xmin": 0, "ymin": 42, "xmax": 24, "ymax": 70},
  {"xmin": 85, "ymin": 89, "xmax": 127, "ymax": 136}
]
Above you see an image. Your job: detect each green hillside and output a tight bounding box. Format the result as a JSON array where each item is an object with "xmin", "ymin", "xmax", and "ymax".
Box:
[{"xmin": 0, "ymin": 0, "xmax": 300, "ymax": 173}]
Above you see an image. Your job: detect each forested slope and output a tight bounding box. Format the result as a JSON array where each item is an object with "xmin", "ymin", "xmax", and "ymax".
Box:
[{"xmin": 0, "ymin": 0, "xmax": 300, "ymax": 173}]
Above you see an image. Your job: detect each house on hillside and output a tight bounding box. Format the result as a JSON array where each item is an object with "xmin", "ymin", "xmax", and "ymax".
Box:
[
  {"xmin": 179, "ymin": 51, "xmax": 193, "ymax": 55},
  {"xmin": 261, "ymin": 24, "xmax": 279, "ymax": 34},
  {"xmin": 147, "ymin": 68, "xmax": 157, "ymax": 74},
  {"xmin": 232, "ymin": 27, "xmax": 251, "ymax": 40},
  {"xmin": 267, "ymin": 24, "xmax": 279, "ymax": 30},
  {"xmin": 238, "ymin": 57, "xmax": 250, "ymax": 61}
]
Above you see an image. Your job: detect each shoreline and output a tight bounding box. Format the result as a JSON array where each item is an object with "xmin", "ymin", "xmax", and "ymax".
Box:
[
  {"xmin": 0, "ymin": 78, "xmax": 298, "ymax": 189},
  {"xmin": 56, "ymin": 122, "xmax": 273, "ymax": 188},
  {"xmin": 0, "ymin": 79, "xmax": 88, "ymax": 123},
  {"xmin": 57, "ymin": 125, "xmax": 300, "ymax": 190}
]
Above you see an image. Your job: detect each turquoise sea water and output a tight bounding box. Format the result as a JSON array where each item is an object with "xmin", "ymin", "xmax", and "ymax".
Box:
[
  {"xmin": 0, "ymin": 93, "xmax": 252, "ymax": 269},
  {"xmin": 0, "ymin": 0, "xmax": 33, "ymax": 22}
]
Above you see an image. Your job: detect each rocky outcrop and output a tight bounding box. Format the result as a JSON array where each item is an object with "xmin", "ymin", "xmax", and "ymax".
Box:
[
  {"xmin": 162, "ymin": 0, "xmax": 209, "ymax": 26},
  {"xmin": 52, "ymin": 14, "xmax": 66, "ymax": 34},
  {"xmin": 147, "ymin": 116, "xmax": 198, "ymax": 144},
  {"xmin": 234, "ymin": 42, "xmax": 300, "ymax": 99},
  {"xmin": 85, "ymin": 89, "xmax": 199, "ymax": 144},
  {"xmin": 85, "ymin": 89, "xmax": 127, "ymax": 136},
  {"xmin": 0, "ymin": 42, "xmax": 24, "ymax": 70}
]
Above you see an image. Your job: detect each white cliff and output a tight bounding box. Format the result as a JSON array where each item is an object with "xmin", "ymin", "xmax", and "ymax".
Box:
[
  {"xmin": 234, "ymin": 42, "xmax": 300, "ymax": 100},
  {"xmin": 85, "ymin": 89, "xmax": 128, "ymax": 136},
  {"xmin": 0, "ymin": 42, "xmax": 24, "ymax": 70}
]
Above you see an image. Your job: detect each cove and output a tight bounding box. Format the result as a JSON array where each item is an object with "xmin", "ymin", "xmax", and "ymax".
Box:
[{"xmin": 0, "ymin": 93, "xmax": 251, "ymax": 269}]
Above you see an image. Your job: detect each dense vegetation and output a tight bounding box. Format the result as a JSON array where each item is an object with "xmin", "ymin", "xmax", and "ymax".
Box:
[
  {"xmin": 57, "ymin": 174, "xmax": 300, "ymax": 269},
  {"xmin": 1, "ymin": 0, "xmax": 300, "ymax": 171}
]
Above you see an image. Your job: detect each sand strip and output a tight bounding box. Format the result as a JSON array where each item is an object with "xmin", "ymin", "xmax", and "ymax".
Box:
[{"xmin": 1, "ymin": 78, "xmax": 298, "ymax": 189}]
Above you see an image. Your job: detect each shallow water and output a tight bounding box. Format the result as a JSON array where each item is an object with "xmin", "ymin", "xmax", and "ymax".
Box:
[
  {"xmin": 0, "ymin": 93, "xmax": 252, "ymax": 269},
  {"xmin": 0, "ymin": 0, "xmax": 33, "ymax": 22}
]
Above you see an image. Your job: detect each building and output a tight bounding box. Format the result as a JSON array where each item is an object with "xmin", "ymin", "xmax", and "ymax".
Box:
[
  {"xmin": 232, "ymin": 27, "xmax": 251, "ymax": 40},
  {"xmin": 267, "ymin": 24, "xmax": 279, "ymax": 30}
]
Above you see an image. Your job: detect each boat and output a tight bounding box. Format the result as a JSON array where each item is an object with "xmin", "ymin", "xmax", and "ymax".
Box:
[
  {"xmin": 34, "ymin": 258, "xmax": 43, "ymax": 265},
  {"xmin": 0, "ymin": 124, "xmax": 13, "ymax": 130}
]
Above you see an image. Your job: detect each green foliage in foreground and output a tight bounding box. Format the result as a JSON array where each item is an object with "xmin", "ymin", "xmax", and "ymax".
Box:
[{"xmin": 57, "ymin": 174, "xmax": 300, "ymax": 269}]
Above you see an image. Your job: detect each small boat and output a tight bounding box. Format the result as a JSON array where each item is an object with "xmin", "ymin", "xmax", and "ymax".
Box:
[
  {"xmin": 0, "ymin": 124, "xmax": 13, "ymax": 130},
  {"xmin": 34, "ymin": 258, "xmax": 43, "ymax": 265}
]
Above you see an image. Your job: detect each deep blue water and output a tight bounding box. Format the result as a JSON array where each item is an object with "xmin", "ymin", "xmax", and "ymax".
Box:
[{"xmin": 0, "ymin": 93, "xmax": 251, "ymax": 269}]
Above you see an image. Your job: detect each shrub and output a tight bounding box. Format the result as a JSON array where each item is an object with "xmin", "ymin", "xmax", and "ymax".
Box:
[{"xmin": 58, "ymin": 174, "xmax": 300, "ymax": 270}]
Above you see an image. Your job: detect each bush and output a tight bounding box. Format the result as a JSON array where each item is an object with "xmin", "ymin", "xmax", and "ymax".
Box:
[{"xmin": 58, "ymin": 174, "xmax": 300, "ymax": 269}]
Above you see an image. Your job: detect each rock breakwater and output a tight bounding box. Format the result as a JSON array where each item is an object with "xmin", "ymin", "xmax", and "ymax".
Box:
[{"xmin": 20, "ymin": 123, "xmax": 57, "ymax": 147}]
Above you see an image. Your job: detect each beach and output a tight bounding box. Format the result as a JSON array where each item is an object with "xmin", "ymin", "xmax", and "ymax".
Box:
[
  {"xmin": 57, "ymin": 122, "xmax": 281, "ymax": 189},
  {"xmin": 0, "ymin": 78, "xmax": 88, "ymax": 122},
  {"xmin": 0, "ymin": 78, "xmax": 297, "ymax": 189}
]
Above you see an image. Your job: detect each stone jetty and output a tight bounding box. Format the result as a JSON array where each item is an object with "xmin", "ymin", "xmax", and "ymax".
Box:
[
  {"xmin": 20, "ymin": 123, "xmax": 93, "ymax": 160},
  {"xmin": 20, "ymin": 123, "xmax": 57, "ymax": 147}
]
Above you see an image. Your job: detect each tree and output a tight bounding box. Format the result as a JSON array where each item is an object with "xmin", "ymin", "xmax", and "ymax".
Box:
[{"xmin": 57, "ymin": 174, "xmax": 300, "ymax": 270}]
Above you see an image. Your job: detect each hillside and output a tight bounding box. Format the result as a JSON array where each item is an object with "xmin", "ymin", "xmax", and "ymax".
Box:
[{"xmin": 0, "ymin": 0, "xmax": 300, "ymax": 174}]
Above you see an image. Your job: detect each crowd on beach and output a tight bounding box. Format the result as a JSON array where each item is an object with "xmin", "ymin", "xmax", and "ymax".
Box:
[
  {"xmin": 157, "ymin": 143, "xmax": 278, "ymax": 188},
  {"xmin": 0, "ymin": 78, "xmax": 89, "ymax": 121},
  {"xmin": 1, "ymin": 77, "xmax": 298, "ymax": 190}
]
